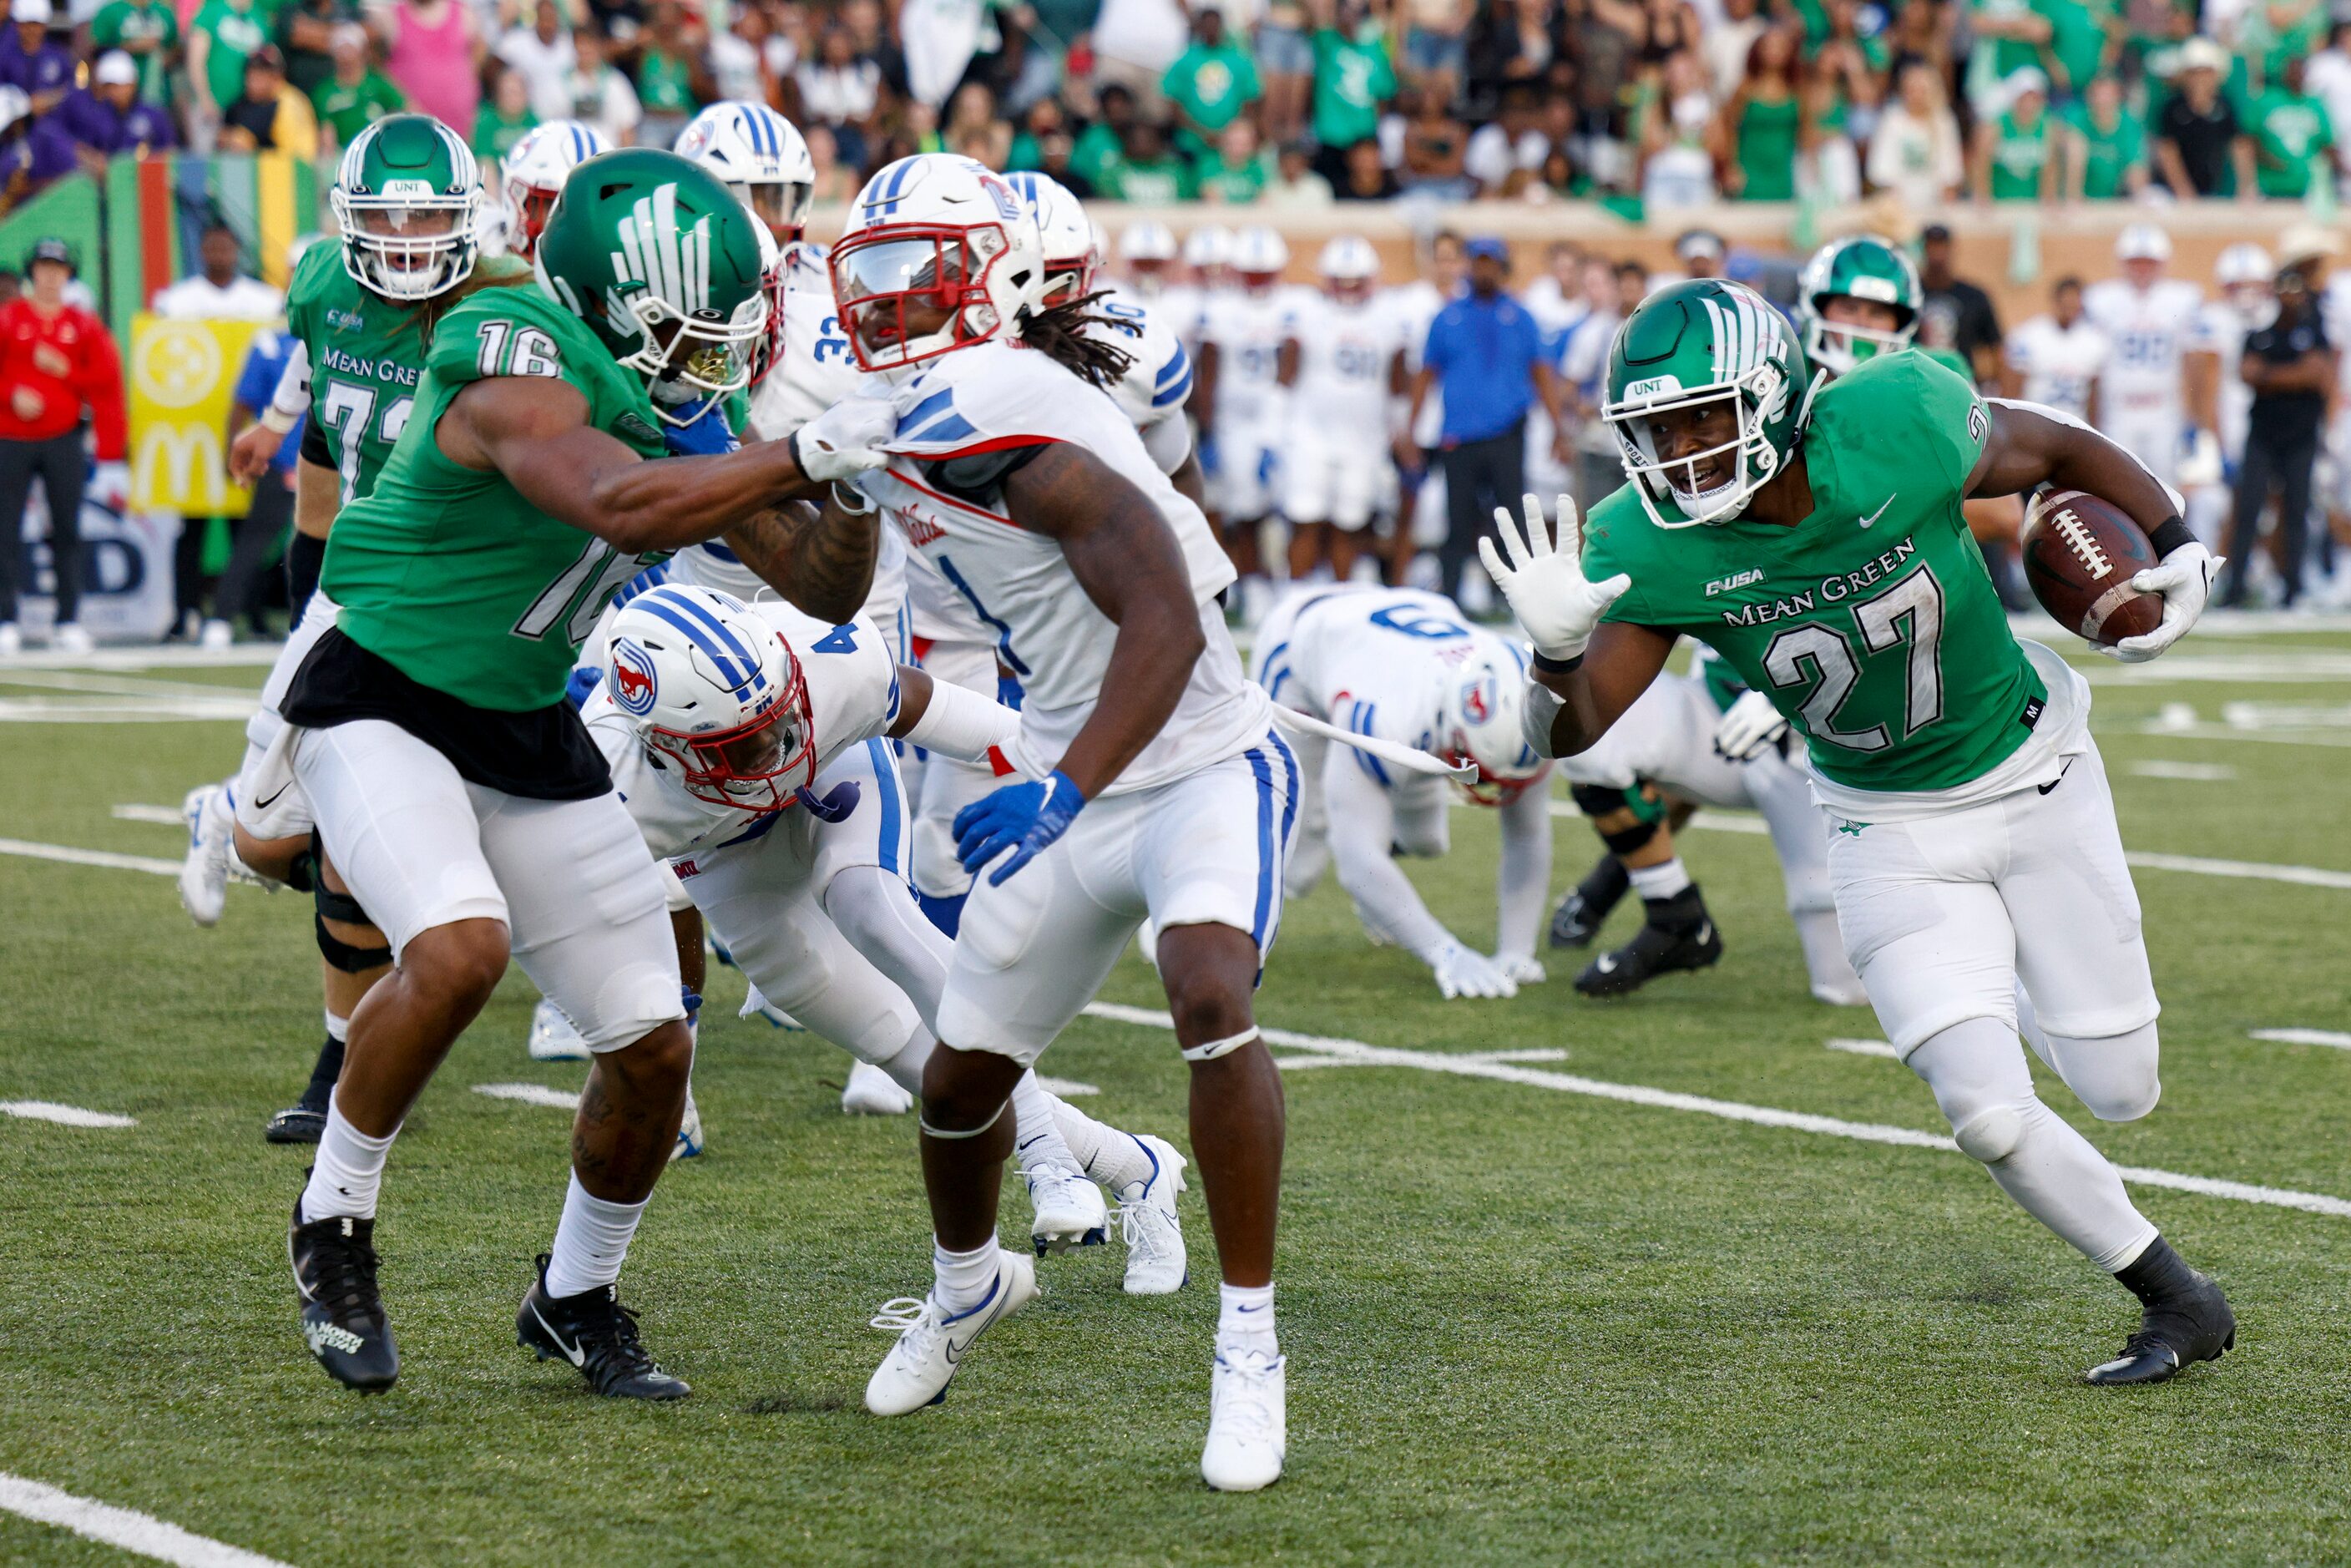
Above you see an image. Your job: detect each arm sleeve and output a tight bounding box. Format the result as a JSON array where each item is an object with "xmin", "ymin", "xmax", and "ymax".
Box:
[
  {"xmin": 1138, "ymin": 404, "xmax": 1193, "ymax": 474},
  {"xmin": 269, "ymin": 336, "xmax": 311, "ymax": 418},
  {"xmin": 81, "ymin": 318, "xmax": 127, "ymax": 461},
  {"xmin": 897, "ymin": 672, "xmax": 1021, "ymax": 762},
  {"xmin": 1493, "ymin": 779, "xmax": 1554, "ymax": 961},
  {"xmin": 1322, "ymin": 742, "xmax": 1457, "ymax": 964}
]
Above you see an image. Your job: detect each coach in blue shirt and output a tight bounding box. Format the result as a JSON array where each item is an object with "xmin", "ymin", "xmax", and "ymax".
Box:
[{"xmin": 1405, "ymin": 236, "xmax": 1567, "ymax": 601}]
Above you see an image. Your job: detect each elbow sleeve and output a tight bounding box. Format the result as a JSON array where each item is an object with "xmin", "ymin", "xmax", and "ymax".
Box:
[{"xmin": 899, "ymin": 675, "xmax": 1019, "ymax": 764}]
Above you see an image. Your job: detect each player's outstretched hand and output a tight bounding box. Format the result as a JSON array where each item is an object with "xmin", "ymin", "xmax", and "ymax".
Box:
[
  {"xmin": 1478, "ymin": 493, "xmax": 1631, "ymax": 663},
  {"xmin": 662, "ymin": 403, "xmax": 739, "ymax": 457},
  {"xmin": 1496, "ymin": 952, "xmax": 1547, "ymax": 986},
  {"xmin": 791, "ymin": 396, "xmax": 898, "ymax": 483},
  {"xmin": 225, "ymin": 422, "xmax": 281, "ymax": 485},
  {"xmin": 2105, "ymin": 543, "xmax": 2222, "ymax": 664},
  {"xmin": 1712, "ymin": 689, "xmax": 1789, "ymax": 761},
  {"xmin": 953, "ymin": 771, "xmax": 1086, "ymax": 886},
  {"xmin": 1431, "ymin": 941, "xmax": 1519, "ymax": 1000}
]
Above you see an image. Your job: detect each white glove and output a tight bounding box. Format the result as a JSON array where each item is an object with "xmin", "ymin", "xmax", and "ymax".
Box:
[
  {"xmin": 791, "ymin": 396, "xmax": 897, "ymax": 483},
  {"xmin": 1430, "ymin": 940, "xmax": 1519, "ymax": 1000},
  {"xmin": 91, "ymin": 460, "xmax": 129, "ymax": 508},
  {"xmin": 1495, "ymin": 951, "xmax": 1547, "ymax": 986},
  {"xmin": 1712, "ymin": 688, "xmax": 1789, "ymax": 761},
  {"xmin": 2104, "ymin": 542, "xmax": 2222, "ymax": 665},
  {"xmin": 1477, "ymin": 492, "xmax": 1631, "ymax": 662}
]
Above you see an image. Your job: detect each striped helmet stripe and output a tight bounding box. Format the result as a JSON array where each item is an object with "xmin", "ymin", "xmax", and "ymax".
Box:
[
  {"xmin": 636, "ymin": 599, "xmax": 751, "ymax": 689},
  {"xmin": 655, "ymin": 589, "xmax": 764, "ymax": 679}
]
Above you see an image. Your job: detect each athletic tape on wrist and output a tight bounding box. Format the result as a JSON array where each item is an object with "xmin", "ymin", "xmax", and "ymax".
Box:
[
  {"xmin": 918, "ymin": 1097, "xmax": 1009, "ymax": 1141},
  {"xmin": 259, "ymin": 404, "xmax": 299, "ymax": 435},
  {"xmin": 1181, "ymin": 1027, "xmax": 1261, "ymax": 1063},
  {"xmin": 2147, "ymin": 514, "xmax": 2195, "ymax": 559},
  {"xmin": 1531, "ymin": 650, "xmax": 1584, "ymax": 676}
]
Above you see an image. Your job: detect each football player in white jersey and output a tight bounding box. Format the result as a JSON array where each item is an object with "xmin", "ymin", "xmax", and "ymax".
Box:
[
  {"xmin": 1165, "ymin": 223, "xmax": 1233, "ymax": 357},
  {"xmin": 2192, "ymin": 244, "xmax": 2274, "ymax": 550},
  {"xmin": 1282, "ymin": 235, "xmax": 1408, "ymax": 585},
  {"xmin": 590, "ymin": 583, "xmax": 1189, "ymax": 1279},
  {"xmin": 2083, "ymin": 225, "xmax": 2217, "ymax": 492},
  {"xmin": 1195, "ymin": 226, "xmax": 1307, "ymax": 619},
  {"xmin": 1254, "ymin": 585, "xmax": 1551, "ymax": 999},
  {"xmin": 2001, "ymin": 276, "xmax": 2109, "ymax": 427},
  {"xmin": 1386, "ymin": 231, "xmax": 1466, "ymax": 587},
  {"xmin": 832, "ymin": 155, "xmax": 1300, "ymax": 1490},
  {"xmin": 487, "ymin": 119, "xmax": 607, "ymax": 261},
  {"xmin": 1116, "ymin": 218, "xmax": 1178, "ymax": 301}
]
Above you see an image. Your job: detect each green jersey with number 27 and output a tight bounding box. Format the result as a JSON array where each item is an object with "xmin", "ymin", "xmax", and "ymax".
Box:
[
  {"xmin": 1583, "ymin": 351, "xmax": 2045, "ymax": 795},
  {"xmin": 322, "ymin": 281, "xmax": 670, "ymax": 711}
]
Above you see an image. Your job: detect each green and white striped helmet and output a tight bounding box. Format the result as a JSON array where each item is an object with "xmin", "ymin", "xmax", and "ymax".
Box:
[
  {"xmin": 330, "ymin": 114, "xmax": 480, "ymax": 302},
  {"xmin": 532, "ymin": 147, "xmax": 775, "ymax": 427},
  {"xmin": 1602, "ymin": 278, "xmax": 1818, "ymax": 529},
  {"xmin": 1796, "ymin": 234, "xmax": 1921, "ymax": 377}
]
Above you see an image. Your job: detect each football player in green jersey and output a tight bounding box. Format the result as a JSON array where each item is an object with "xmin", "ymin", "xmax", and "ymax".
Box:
[
  {"xmin": 1486, "ymin": 278, "xmax": 2237, "ymax": 1386},
  {"xmin": 190, "ymin": 116, "xmax": 492, "ymax": 1149},
  {"xmin": 270, "ymin": 146, "xmax": 897, "ymax": 1399}
]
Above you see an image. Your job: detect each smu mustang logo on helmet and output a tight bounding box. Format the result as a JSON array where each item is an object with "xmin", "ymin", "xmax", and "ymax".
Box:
[
  {"xmin": 611, "ymin": 640, "xmax": 660, "ymax": 715},
  {"xmin": 1459, "ymin": 675, "xmax": 1495, "ymax": 726}
]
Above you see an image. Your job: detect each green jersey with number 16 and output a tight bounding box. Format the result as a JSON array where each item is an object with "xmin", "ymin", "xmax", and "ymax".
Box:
[
  {"xmin": 321, "ymin": 280, "xmax": 670, "ymax": 711},
  {"xmin": 1583, "ymin": 351, "xmax": 2048, "ymax": 797}
]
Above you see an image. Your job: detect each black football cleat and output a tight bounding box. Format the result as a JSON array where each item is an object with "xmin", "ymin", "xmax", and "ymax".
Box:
[
  {"xmin": 1550, "ymin": 854, "xmax": 1630, "ymax": 948},
  {"xmin": 264, "ymin": 1093, "xmax": 328, "ymax": 1145},
  {"xmin": 1574, "ymin": 886, "xmax": 1722, "ymax": 997},
  {"xmin": 290, "ymin": 1200, "xmax": 398, "ymax": 1393},
  {"xmin": 517, "ymin": 1254, "xmax": 690, "ymax": 1400},
  {"xmin": 2086, "ymin": 1239, "xmax": 2236, "ymax": 1386}
]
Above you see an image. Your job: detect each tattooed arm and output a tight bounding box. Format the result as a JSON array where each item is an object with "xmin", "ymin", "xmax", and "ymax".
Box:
[{"xmin": 719, "ymin": 488, "xmax": 880, "ymax": 623}]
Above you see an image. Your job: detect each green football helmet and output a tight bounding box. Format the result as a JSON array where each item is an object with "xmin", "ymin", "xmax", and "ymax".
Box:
[
  {"xmin": 1796, "ymin": 234, "xmax": 1922, "ymax": 377},
  {"xmin": 331, "ymin": 114, "xmax": 480, "ymax": 303},
  {"xmin": 533, "ymin": 147, "xmax": 774, "ymax": 427},
  {"xmin": 1601, "ymin": 278, "xmax": 1819, "ymax": 529}
]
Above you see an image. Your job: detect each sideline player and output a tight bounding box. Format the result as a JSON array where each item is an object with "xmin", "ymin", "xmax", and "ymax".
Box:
[
  {"xmin": 2084, "ymin": 225, "xmax": 2216, "ymax": 493},
  {"xmin": 1253, "ymin": 584, "xmax": 1550, "ymax": 999},
  {"xmin": 266, "ymin": 148, "xmax": 895, "ymax": 1397},
  {"xmin": 488, "ymin": 119, "xmax": 608, "ymax": 260},
  {"xmin": 832, "ymin": 155, "xmax": 1298, "ymax": 1490},
  {"xmin": 1192, "ymin": 225, "xmax": 1303, "ymax": 620},
  {"xmin": 1281, "ymin": 236, "xmax": 1408, "ymax": 585},
  {"xmin": 2002, "ymin": 276, "xmax": 2109, "ymax": 427},
  {"xmin": 2192, "ymin": 244, "xmax": 2273, "ymax": 553},
  {"xmin": 187, "ymin": 115, "xmax": 483, "ymax": 1145},
  {"xmin": 1486, "ymin": 278, "xmax": 2234, "ymax": 1385},
  {"xmin": 589, "ymin": 582, "xmax": 1188, "ymax": 1282}
]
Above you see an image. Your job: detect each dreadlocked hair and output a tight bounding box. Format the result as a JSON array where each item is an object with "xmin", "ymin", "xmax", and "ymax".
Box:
[{"xmin": 1015, "ymin": 289, "xmax": 1136, "ymax": 390}]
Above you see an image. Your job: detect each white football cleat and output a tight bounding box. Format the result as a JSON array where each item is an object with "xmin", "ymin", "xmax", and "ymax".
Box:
[
  {"xmin": 199, "ymin": 618, "xmax": 233, "ymax": 650},
  {"xmin": 527, "ymin": 996, "xmax": 591, "ymax": 1061},
  {"xmin": 841, "ymin": 1060, "xmax": 913, "ymax": 1115},
  {"xmin": 670, "ymin": 1085, "xmax": 704, "ymax": 1161},
  {"xmin": 1026, "ymin": 1163, "xmax": 1108, "ymax": 1255},
  {"xmin": 50, "ymin": 622, "xmax": 93, "ymax": 655},
  {"xmin": 864, "ymin": 1248, "xmax": 1037, "ymax": 1415},
  {"xmin": 0, "ymin": 622, "xmax": 20, "ymax": 656},
  {"xmin": 177, "ymin": 781, "xmax": 235, "ymax": 927},
  {"xmin": 1201, "ymin": 1346, "xmax": 1287, "ymax": 1492},
  {"xmin": 1113, "ymin": 1134, "xmax": 1188, "ymax": 1295}
]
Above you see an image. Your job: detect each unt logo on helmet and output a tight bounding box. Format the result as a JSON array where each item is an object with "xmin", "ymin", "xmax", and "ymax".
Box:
[
  {"xmin": 612, "ymin": 640, "xmax": 659, "ymax": 716},
  {"xmin": 1623, "ymin": 375, "xmax": 1680, "ymax": 400}
]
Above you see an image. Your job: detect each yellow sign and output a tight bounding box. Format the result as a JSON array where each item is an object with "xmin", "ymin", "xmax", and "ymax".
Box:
[{"xmin": 128, "ymin": 316, "xmax": 268, "ymax": 515}]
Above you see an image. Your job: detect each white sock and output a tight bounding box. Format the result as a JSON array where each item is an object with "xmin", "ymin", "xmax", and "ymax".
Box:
[
  {"xmin": 301, "ymin": 1102, "xmax": 397, "ymax": 1222},
  {"xmin": 323, "ymin": 1009, "xmax": 350, "ymax": 1043},
  {"xmin": 543, "ymin": 1174, "xmax": 649, "ymax": 1299},
  {"xmin": 933, "ymin": 1237, "xmax": 999, "ymax": 1313},
  {"xmin": 1058, "ymin": 1108, "xmax": 1155, "ymax": 1196},
  {"xmin": 1629, "ymin": 858, "xmax": 1691, "ymax": 901},
  {"xmin": 1218, "ymin": 1282, "xmax": 1277, "ymax": 1356},
  {"xmin": 1009, "ymin": 1071, "xmax": 1079, "ymax": 1176}
]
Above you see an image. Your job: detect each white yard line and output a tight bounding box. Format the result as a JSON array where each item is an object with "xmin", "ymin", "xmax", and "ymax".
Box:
[
  {"xmin": 1076, "ymin": 1004, "xmax": 2351, "ymax": 1220},
  {"xmin": 113, "ymin": 804, "xmax": 189, "ymax": 827},
  {"xmin": 473, "ymin": 1083, "xmax": 580, "ymax": 1110},
  {"xmin": 2127, "ymin": 761, "xmax": 2239, "ymax": 782},
  {"xmin": 0, "ymin": 838, "xmax": 184, "ymax": 877},
  {"xmin": 2124, "ymin": 852, "xmax": 2351, "ymax": 891},
  {"xmin": 0, "ymin": 645, "xmax": 280, "ymax": 670},
  {"xmin": 2252, "ymin": 1028, "xmax": 2351, "ymax": 1050},
  {"xmin": 0, "ymin": 1472, "xmax": 294, "ymax": 1567},
  {"xmin": 1826, "ymin": 1038, "xmax": 1900, "ymax": 1060},
  {"xmin": 0, "ymin": 698, "xmax": 255, "ymax": 723},
  {"xmin": 1034, "ymin": 1075, "xmax": 1099, "ymax": 1097},
  {"xmin": 0, "ymin": 1100, "xmax": 136, "ymax": 1128}
]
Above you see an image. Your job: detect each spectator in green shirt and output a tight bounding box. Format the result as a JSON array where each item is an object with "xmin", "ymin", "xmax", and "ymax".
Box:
[
  {"xmin": 2062, "ymin": 73, "xmax": 2146, "ymax": 196},
  {"xmin": 634, "ymin": 1, "xmax": 701, "ymax": 149},
  {"xmin": 1972, "ymin": 66, "xmax": 2057, "ymax": 200},
  {"xmin": 309, "ymin": 20, "xmax": 402, "ymax": 151},
  {"xmin": 1097, "ymin": 119, "xmax": 1196, "ymax": 201},
  {"xmin": 1162, "ymin": 6, "xmax": 1261, "ymax": 156},
  {"xmin": 2240, "ymin": 0, "xmax": 2324, "ymax": 90},
  {"xmin": 1069, "ymin": 83, "xmax": 1139, "ymax": 190},
  {"xmin": 1196, "ymin": 119, "xmax": 1270, "ymax": 202},
  {"xmin": 188, "ymin": 0, "xmax": 276, "ymax": 140},
  {"xmin": 469, "ymin": 63, "xmax": 537, "ymax": 164},
  {"xmin": 2249, "ymin": 53, "xmax": 2335, "ymax": 197},
  {"xmin": 1310, "ymin": 0, "xmax": 1394, "ymax": 158},
  {"xmin": 88, "ymin": 0, "xmax": 179, "ymax": 108},
  {"xmin": 2035, "ymin": 0, "xmax": 2111, "ymax": 100}
]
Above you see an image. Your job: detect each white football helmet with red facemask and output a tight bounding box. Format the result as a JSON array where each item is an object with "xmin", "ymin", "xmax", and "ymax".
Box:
[
  {"xmin": 498, "ymin": 119, "xmax": 609, "ymax": 261},
  {"xmin": 830, "ymin": 154, "xmax": 1046, "ymax": 374},
  {"xmin": 602, "ymin": 584, "xmax": 817, "ymax": 815},
  {"xmin": 1440, "ymin": 634, "xmax": 1551, "ymax": 806}
]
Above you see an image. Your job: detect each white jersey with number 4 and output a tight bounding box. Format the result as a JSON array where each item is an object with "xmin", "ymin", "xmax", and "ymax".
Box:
[
  {"xmin": 854, "ymin": 340, "xmax": 1269, "ymax": 796},
  {"xmin": 2081, "ymin": 279, "xmax": 2203, "ymax": 417},
  {"xmin": 584, "ymin": 599, "xmax": 900, "ymax": 859},
  {"xmin": 2001, "ymin": 313, "xmax": 2109, "ymax": 426}
]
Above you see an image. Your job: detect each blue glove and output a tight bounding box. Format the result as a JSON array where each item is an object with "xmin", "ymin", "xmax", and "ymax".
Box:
[
  {"xmin": 663, "ymin": 405, "xmax": 738, "ymax": 458},
  {"xmin": 564, "ymin": 665, "xmax": 604, "ymax": 711},
  {"xmin": 953, "ymin": 770, "xmax": 1084, "ymax": 885}
]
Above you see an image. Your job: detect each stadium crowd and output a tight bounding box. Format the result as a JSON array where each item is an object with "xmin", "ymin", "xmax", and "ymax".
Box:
[{"xmin": 0, "ymin": 0, "xmax": 2336, "ymax": 211}]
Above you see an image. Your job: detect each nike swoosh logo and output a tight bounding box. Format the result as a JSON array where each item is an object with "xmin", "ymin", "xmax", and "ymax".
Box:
[
  {"xmin": 530, "ymin": 1302, "xmax": 586, "ymax": 1367},
  {"xmin": 2038, "ymin": 758, "xmax": 2076, "ymax": 795},
  {"xmin": 1595, "ymin": 954, "xmax": 1618, "ymax": 973},
  {"xmin": 252, "ymin": 782, "xmax": 290, "ymax": 811},
  {"xmin": 1696, "ymin": 923, "xmax": 1713, "ymax": 944},
  {"xmin": 1858, "ymin": 496, "xmax": 1895, "ymax": 529}
]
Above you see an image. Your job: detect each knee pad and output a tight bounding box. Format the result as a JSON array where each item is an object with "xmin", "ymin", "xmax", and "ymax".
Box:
[
  {"xmin": 2049, "ymin": 1021, "xmax": 2162, "ymax": 1123},
  {"xmin": 315, "ymin": 882, "xmax": 392, "ymax": 974},
  {"xmin": 1951, "ymin": 1101, "xmax": 2029, "ymax": 1164},
  {"xmin": 1571, "ymin": 782, "xmax": 1664, "ymax": 857}
]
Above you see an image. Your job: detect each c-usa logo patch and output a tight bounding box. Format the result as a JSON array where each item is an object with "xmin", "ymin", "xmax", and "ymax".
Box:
[{"xmin": 611, "ymin": 639, "xmax": 660, "ymax": 716}]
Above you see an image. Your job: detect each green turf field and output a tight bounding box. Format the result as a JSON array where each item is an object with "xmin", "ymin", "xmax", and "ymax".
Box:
[{"xmin": 2, "ymin": 629, "xmax": 2348, "ymax": 1565}]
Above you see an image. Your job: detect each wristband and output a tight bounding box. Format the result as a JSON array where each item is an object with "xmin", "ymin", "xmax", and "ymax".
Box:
[
  {"xmin": 1531, "ymin": 650, "xmax": 1584, "ymax": 676},
  {"xmin": 2146, "ymin": 515, "xmax": 2196, "ymax": 559},
  {"xmin": 260, "ymin": 404, "xmax": 299, "ymax": 435}
]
